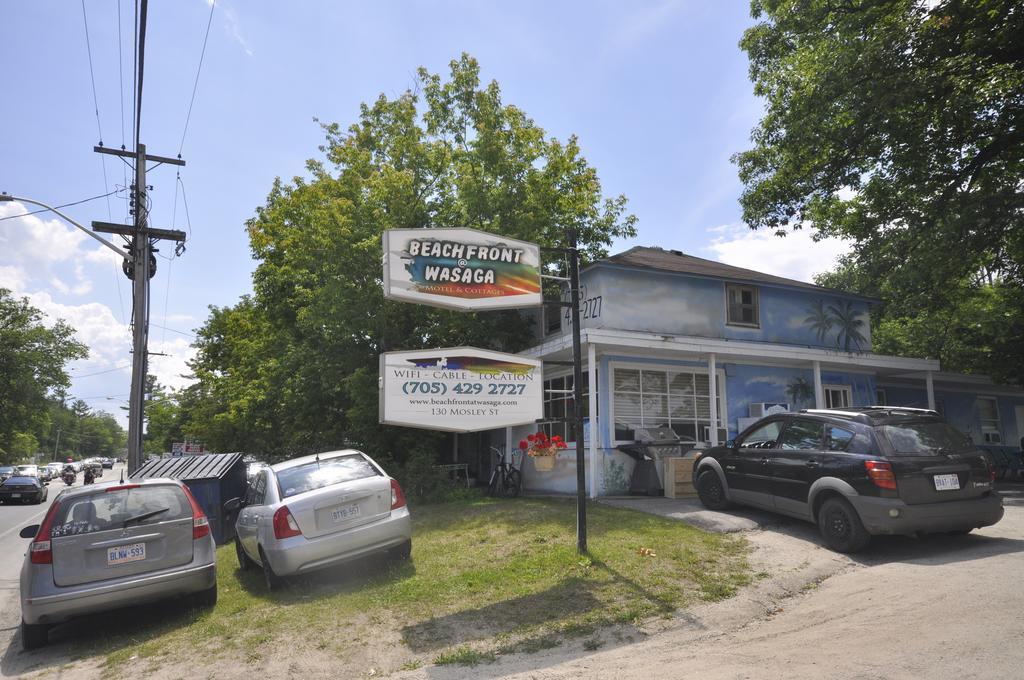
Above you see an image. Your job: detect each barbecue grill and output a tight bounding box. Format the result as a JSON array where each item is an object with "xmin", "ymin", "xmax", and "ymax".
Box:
[{"xmin": 616, "ymin": 425, "xmax": 696, "ymax": 496}]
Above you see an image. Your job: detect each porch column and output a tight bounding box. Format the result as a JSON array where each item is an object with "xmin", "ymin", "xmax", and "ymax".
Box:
[
  {"xmin": 708, "ymin": 353, "xmax": 719, "ymax": 446},
  {"xmin": 925, "ymin": 371, "xmax": 935, "ymax": 411},
  {"xmin": 587, "ymin": 343, "xmax": 598, "ymax": 499},
  {"xmin": 813, "ymin": 360, "xmax": 824, "ymax": 408}
]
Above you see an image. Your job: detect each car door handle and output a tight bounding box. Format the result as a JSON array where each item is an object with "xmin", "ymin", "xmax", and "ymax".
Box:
[{"xmin": 805, "ymin": 460, "xmax": 820, "ymax": 468}]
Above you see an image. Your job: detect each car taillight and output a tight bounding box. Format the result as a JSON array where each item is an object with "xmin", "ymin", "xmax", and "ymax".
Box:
[
  {"xmin": 30, "ymin": 501, "xmax": 62, "ymax": 565},
  {"xmin": 865, "ymin": 460, "xmax": 897, "ymax": 490},
  {"xmin": 273, "ymin": 505, "xmax": 302, "ymax": 539},
  {"xmin": 390, "ymin": 479, "xmax": 407, "ymax": 510},
  {"xmin": 179, "ymin": 483, "xmax": 211, "ymax": 540}
]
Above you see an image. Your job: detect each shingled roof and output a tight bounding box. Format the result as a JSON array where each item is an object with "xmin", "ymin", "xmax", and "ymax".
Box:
[{"xmin": 595, "ymin": 246, "xmax": 872, "ymax": 300}]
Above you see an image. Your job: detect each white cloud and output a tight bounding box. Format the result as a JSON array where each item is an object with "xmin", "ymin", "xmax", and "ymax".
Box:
[
  {"xmin": 703, "ymin": 223, "xmax": 851, "ymax": 283},
  {"xmin": 148, "ymin": 336, "xmax": 197, "ymax": 393},
  {"xmin": 24, "ymin": 291, "xmax": 130, "ymax": 365},
  {"xmin": 0, "ymin": 265, "xmax": 28, "ymax": 293},
  {"xmin": 216, "ymin": 2, "xmax": 254, "ymax": 56}
]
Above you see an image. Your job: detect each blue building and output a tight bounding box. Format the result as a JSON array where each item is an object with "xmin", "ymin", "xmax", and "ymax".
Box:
[{"xmin": 505, "ymin": 246, "xmax": 1024, "ymax": 497}]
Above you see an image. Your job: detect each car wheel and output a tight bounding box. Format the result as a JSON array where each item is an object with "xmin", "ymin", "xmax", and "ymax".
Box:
[
  {"xmin": 505, "ymin": 469, "xmax": 522, "ymax": 498},
  {"xmin": 193, "ymin": 582, "xmax": 218, "ymax": 609},
  {"xmin": 21, "ymin": 620, "xmax": 48, "ymax": 650},
  {"xmin": 235, "ymin": 537, "xmax": 254, "ymax": 571},
  {"xmin": 817, "ymin": 496, "xmax": 871, "ymax": 553},
  {"xmin": 696, "ymin": 470, "xmax": 731, "ymax": 510},
  {"xmin": 391, "ymin": 538, "xmax": 412, "ymax": 561},
  {"xmin": 259, "ymin": 547, "xmax": 284, "ymax": 590}
]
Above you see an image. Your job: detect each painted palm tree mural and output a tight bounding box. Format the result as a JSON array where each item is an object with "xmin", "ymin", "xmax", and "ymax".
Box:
[
  {"xmin": 805, "ymin": 299, "xmax": 834, "ymax": 343},
  {"xmin": 805, "ymin": 299, "xmax": 867, "ymax": 352},
  {"xmin": 828, "ymin": 300, "xmax": 867, "ymax": 351},
  {"xmin": 786, "ymin": 377, "xmax": 814, "ymax": 410}
]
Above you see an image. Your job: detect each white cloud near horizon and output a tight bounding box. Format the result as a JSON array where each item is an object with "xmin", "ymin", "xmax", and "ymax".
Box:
[{"xmin": 703, "ymin": 223, "xmax": 851, "ymax": 283}]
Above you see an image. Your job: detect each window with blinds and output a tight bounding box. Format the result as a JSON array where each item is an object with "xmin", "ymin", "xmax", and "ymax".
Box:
[{"xmin": 613, "ymin": 367, "xmax": 725, "ymax": 442}]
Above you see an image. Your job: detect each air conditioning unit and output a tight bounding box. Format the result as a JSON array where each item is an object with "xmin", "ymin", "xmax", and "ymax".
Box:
[
  {"xmin": 749, "ymin": 402, "xmax": 790, "ymax": 418},
  {"xmin": 702, "ymin": 426, "xmax": 729, "ymax": 444}
]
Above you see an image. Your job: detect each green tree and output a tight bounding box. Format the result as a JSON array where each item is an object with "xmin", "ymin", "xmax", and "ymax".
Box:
[
  {"xmin": 183, "ymin": 55, "xmax": 637, "ymax": 462},
  {"xmin": 0, "ymin": 289, "xmax": 88, "ymax": 462},
  {"xmin": 736, "ymin": 0, "xmax": 1023, "ymax": 384}
]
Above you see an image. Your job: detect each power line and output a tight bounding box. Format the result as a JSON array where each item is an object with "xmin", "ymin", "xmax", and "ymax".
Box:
[
  {"xmin": 0, "ymin": 190, "xmax": 121, "ymax": 222},
  {"xmin": 71, "ymin": 364, "xmax": 133, "ymax": 378},
  {"xmin": 150, "ymin": 322, "xmax": 194, "ymax": 339},
  {"xmin": 80, "ymin": 0, "xmax": 116, "ymax": 222},
  {"xmin": 178, "ymin": 0, "xmax": 216, "ymax": 156}
]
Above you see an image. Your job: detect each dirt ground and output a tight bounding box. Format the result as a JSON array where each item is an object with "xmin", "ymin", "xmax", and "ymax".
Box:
[
  {"xmin": 5, "ymin": 487, "xmax": 1022, "ymax": 679},
  {"xmin": 399, "ymin": 486, "xmax": 1024, "ymax": 680}
]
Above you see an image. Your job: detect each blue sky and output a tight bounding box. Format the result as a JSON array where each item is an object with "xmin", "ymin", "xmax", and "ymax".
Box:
[{"xmin": 0, "ymin": 1, "xmax": 848, "ymax": 427}]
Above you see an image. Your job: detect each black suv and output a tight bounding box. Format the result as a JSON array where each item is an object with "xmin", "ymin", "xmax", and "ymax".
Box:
[{"xmin": 694, "ymin": 407, "xmax": 1004, "ymax": 552}]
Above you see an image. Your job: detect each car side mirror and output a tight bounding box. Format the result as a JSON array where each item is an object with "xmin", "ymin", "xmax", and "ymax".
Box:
[
  {"xmin": 20, "ymin": 525, "xmax": 39, "ymax": 539},
  {"xmin": 223, "ymin": 497, "xmax": 243, "ymax": 513}
]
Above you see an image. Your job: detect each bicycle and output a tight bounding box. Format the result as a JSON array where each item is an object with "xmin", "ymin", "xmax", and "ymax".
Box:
[{"xmin": 486, "ymin": 445, "xmax": 522, "ymax": 497}]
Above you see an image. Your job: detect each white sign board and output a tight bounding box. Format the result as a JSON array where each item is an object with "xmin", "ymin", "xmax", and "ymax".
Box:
[
  {"xmin": 382, "ymin": 228, "xmax": 542, "ymax": 311},
  {"xmin": 379, "ymin": 347, "xmax": 542, "ymax": 432}
]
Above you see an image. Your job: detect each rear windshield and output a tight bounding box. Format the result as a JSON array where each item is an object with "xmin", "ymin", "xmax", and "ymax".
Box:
[
  {"xmin": 880, "ymin": 422, "xmax": 973, "ymax": 455},
  {"xmin": 50, "ymin": 485, "xmax": 192, "ymax": 537},
  {"xmin": 3, "ymin": 477, "xmax": 38, "ymax": 486},
  {"xmin": 276, "ymin": 454, "xmax": 380, "ymax": 500}
]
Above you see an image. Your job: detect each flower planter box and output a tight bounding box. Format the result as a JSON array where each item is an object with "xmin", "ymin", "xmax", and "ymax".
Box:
[{"xmin": 532, "ymin": 456, "xmax": 556, "ymax": 472}]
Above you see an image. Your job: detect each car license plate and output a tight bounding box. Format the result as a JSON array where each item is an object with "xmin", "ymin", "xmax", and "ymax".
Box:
[
  {"xmin": 934, "ymin": 474, "xmax": 960, "ymax": 491},
  {"xmin": 331, "ymin": 504, "xmax": 360, "ymax": 522},
  {"xmin": 11, "ymin": 493, "xmax": 20, "ymax": 498},
  {"xmin": 107, "ymin": 542, "xmax": 146, "ymax": 565}
]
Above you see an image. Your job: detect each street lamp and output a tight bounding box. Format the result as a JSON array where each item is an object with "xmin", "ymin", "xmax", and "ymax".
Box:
[{"xmin": 0, "ymin": 194, "xmax": 129, "ymax": 262}]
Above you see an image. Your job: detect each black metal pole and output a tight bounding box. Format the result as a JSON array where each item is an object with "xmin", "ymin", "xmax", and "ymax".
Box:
[{"xmin": 568, "ymin": 229, "xmax": 587, "ymax": 553}]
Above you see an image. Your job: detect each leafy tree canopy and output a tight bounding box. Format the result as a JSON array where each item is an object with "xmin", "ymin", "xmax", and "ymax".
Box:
[
  {"xmin": 0, "ymin": 288, "xmax": 88, "ymax": 462},
  {"xmin": 735, "ymin": 0, "xmax": 1023, "ymax": 291},
  {"xmin": 182, "ymin": 55, "xmax": 637, "ymax": 461},
  {"xmin": 737, "ymin": 0, "xmax": 1023, "ymax": 385}
]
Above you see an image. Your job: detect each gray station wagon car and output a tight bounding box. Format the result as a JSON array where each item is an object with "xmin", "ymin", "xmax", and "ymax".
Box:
[
  {"xmin": 19, "ymin": 478, "xmax": 217, "ymax": 649},
  {"xmin": 694, "ymin": 407, "xmax": 1004, "ymax": 552},
  {"xmin": 232, "ymin": 450, "xmax": 412, "ymax": 589}
]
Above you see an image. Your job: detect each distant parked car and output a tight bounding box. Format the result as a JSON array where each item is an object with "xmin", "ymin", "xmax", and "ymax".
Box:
[
  {"xmin": 45, "ymin": 463, "xmax": 64, "ymax": 480},
  {"xmin": 694, "ymin": 407, "xmax": 1004, "ymax": 553},
  {"xmin": 231, "ymin": 450, "xmax": 411, "ymax": 590},
  {"xmin": 101, "ymin": 458, "xmax": 114, "ymax": 469},
  {"xmin": 18, "ymin": 478, "xmax": 217, "ymax": 649},
  {"xmin": 0, "ymin": 476, "xmax": 48, "ymax": 504},
  {"xmin": 15, "ymin": 465, "xmax": 40, "ymax": 480},
  {"xmin": 0, "ymin": 466, "xmax": 14, "ymax": 482}
]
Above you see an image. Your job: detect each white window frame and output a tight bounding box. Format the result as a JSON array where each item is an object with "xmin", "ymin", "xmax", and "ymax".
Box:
[
  {"xmin": 978, "ymin": 396, "xmax": 1001, "ymax": 443},
  {"xmin": 608, "ymin": 361, "xmax": 727, "ymax": 446},
  {"xmin": 823, "ymin": 384, "xmax": 852, "ymax": 409},
  {"xmin": 725, "ymin": 283, "xmax": 760, "ymax": 328},
  {"xmin": 538, "ymin": 371, "xmax": 592, "ymax": 447}
]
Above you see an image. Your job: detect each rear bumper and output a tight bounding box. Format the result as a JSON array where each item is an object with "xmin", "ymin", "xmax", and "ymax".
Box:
[
  {"xmin": 850, "ymin": 493, "xmax": 1004, "ymax": 536},
  {"xmin": 265, "ymin": 507, "xmax": 411, "ymax": 576},
  {"xmin": 21, "ymin": 557, "xmax": 216, "ymax": 625}
]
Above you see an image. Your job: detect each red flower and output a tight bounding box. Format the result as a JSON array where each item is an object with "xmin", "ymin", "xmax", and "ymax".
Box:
[
  {"xmin": 527, "ymin": 433, "xmax": 536, "ymax": 442},
  {"xmin": 518, "ymin": 439, "xmax": 529, "ymax": 450}
]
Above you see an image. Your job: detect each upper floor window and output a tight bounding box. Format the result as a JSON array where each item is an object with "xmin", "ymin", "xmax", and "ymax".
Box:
[{"xmin": 726, "ymin": 284, "xmax": 759, "ymax": 327}]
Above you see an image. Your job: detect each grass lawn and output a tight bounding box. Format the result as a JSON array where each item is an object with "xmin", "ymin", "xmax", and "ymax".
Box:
[{"xmin": 58, "ymin": 496, "xmax": 750, "ymax": 674}]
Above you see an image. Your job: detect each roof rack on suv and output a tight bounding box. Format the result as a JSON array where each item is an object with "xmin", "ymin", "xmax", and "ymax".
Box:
[
  {"xmin": 800, "ymin": 408, "xmax": 867, "ymax": 419},
  {"xmin": 848, "ymin": 405, "xmax": 940, "ymax": 416}
]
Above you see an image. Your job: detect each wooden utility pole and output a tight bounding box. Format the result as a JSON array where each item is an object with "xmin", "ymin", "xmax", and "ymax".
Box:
[{"xmin": 92, "ymin": 144, "xmax": 185, "ymax": 474}]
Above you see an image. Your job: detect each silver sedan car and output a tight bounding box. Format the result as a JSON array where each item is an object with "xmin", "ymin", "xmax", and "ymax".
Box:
[
  {"xmin": 232, "ymin": 449, "xmax": 411, "ymax": 589},
  {"xmin": 19, "ymin": 479, "xmax": 217, "ymax": 649}
]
